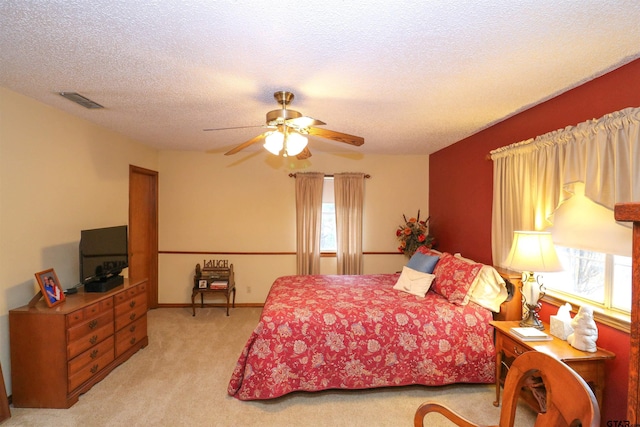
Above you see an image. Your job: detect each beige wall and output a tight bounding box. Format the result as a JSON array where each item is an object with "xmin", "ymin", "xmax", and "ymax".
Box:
[
  {"xmin": 158, "ymin": 150, "xmax": 430, "ymax": 304},
  {"xmin": 0, "ymin": 88, "xmax": 158, "ymax": 393}
]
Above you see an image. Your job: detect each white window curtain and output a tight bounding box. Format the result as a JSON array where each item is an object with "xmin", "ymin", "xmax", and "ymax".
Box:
[
  {"xmin": 490, "ymin": 107, "xmax": 640, "ymax": 266},
  {"xmin": 295, "ymin": 172, "xmax": 325, "ymax": 274},
  {"xmin": 334, "ymin": 173, "xmax": 365, "ymax": 275}
]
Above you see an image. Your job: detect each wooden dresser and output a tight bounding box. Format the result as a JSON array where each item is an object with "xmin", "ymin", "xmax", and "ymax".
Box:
[{"xmin": 9, "ymin": 278, "xmax": 148, "ymax": 408}]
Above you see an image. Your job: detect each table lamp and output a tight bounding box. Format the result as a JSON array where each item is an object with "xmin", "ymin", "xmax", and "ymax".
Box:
[{"xmin": 504, "ymin": 231, "xmax": 563, "ymax": 329}]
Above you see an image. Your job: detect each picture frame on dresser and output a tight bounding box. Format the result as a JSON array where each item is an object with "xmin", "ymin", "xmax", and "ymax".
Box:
[{"xmin": 35, "ymin": 268, "xmax": 65, "ymax": 307}]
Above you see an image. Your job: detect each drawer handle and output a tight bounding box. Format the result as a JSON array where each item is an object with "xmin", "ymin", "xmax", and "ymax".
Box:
[
  {"xmin": 90, "ymin": 349, "xmax": 99, "ymax": 359},
  {"xmin": 89, "ymin": 319, "xmax": 98, "ymax": 329},
  {"xmin": 513, "ymin": 346, "xmax": 525, "ymax": 356},
  {"xmin": 129, "ymin": 313, "xmax": 136, "ymax": 321},
  {"xmin": 129, "ymin": 300, "xmax": 136, "ymax": 308},
  {"xmin": 90, "ymin": 364, "xmax": 99, "ymax": 374},
  {"xmin": 129, "ymin": 325, "xmax": 136, "ymax": 333},
  {"xmin": 90, "ymin": 335, "xmax": 98, "ymax": 345},
  {"xmin": 129, "ymin": 337, "xmax": 136, "ymax": 345}
]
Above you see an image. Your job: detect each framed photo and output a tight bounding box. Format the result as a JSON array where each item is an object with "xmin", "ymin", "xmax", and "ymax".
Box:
[
  {"xmin": 35, "ymin": 268, "xmax": 65, "ymax": 307},
  {"xmin": 198, "ymin": 279, "xmax": 208, "ymax": 289}
]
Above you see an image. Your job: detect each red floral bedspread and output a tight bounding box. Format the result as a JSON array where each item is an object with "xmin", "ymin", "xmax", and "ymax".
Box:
[{"xmin": 228, "ymin": 274, "xmax": 496, "ymax": 400}]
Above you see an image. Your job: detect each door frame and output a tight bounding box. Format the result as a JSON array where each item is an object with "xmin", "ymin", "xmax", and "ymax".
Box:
[{"xmin": 129, "ymin": 165, "xmax": 159, "ymax": 308}]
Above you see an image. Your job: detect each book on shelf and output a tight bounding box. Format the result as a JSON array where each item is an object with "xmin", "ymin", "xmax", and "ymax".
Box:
[
  {"xmin": 209, "ymin": 281, "xmax": 228, "ymax": 290},
  {"xmin": 509, "ymin": 327, "xmax": 553, "ymax": 341}
]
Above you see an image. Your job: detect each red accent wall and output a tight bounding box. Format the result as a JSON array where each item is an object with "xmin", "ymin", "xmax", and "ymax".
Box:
[{"xmin": 429, "ymin": 58, "xmax": 640, "ymax": 422}]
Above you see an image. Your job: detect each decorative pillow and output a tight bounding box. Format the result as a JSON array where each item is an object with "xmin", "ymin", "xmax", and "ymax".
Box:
[
  {"xmin": 406, "ymin": 251, "xmax": 440, "ymax": 274},
  {"xmin": 454, "ymin": 253, "xmax": 509, "ymax": 312},
  {"xmin": 432, "ymin": 252, "xmax": 483, "ymax": 305},
  {"xmin": 393, "ymin": 266, "xmax": 436, "ymax": 298}
]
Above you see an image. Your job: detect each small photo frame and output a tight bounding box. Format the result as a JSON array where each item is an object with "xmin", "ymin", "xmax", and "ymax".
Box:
[
  {"xmin": 198, "ymin": 279, "xmax": 208, "ymax": 289},
  {"xmin": 35, "ymin": 268, "xmax": 65, "ymax": 307}
]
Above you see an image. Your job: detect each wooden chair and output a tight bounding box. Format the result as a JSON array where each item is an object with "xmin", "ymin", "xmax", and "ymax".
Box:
[{"xmin": 414, "ymin": 351, "xmax": 600, "ymax": 427}]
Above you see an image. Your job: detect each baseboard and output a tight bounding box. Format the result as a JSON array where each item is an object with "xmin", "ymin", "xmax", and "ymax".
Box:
[{"xmin": 156, "ymin": 302, "xmax": 264, "ymax": 309}]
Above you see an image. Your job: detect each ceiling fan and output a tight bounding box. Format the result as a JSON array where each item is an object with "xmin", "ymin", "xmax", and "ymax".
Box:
[{"xmin": 204, "ymin": 91, "xmax": 364, "ymax": 159}]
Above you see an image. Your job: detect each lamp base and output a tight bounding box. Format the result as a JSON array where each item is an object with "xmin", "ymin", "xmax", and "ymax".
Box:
[{"xmin": 520, "ymin": 304, "xmax": 545, "ymax": 330}]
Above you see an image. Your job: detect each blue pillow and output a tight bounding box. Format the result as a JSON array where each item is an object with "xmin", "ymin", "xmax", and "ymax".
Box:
[{"xmin": 407, "ymin": 252, "xmax": 440, "ymax": 274}]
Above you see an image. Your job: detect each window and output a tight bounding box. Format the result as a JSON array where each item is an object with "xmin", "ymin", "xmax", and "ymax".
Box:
[
  {"xmin": 543, "ymin": 183, "xmax": 633, "ymax": 316},
  {"xmin": 612, "ymin": 255, "xmax": 632, "ymax": 312},
  {"xmin": 320, "ymin": 177, "xmax": 336, "ymax": 252},
  {"xmin": 545, "ymin": 247, "xmax": 632, "ymax": 313}
]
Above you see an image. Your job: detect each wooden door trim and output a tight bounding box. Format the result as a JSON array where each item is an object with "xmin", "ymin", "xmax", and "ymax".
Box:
[{"xmin": 129, "ymin": 165, "xmax": 159, "ymax": 309}]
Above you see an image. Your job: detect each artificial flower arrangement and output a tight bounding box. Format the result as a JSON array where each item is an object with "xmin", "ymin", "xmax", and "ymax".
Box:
[{"xmin": 396, "ymin": 210, "xmax": 435, "ymax": 257}]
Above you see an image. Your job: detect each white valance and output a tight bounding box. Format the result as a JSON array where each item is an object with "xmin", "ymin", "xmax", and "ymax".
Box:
[{"xmin": 490, "ymin": 107, "xmax": 640, "ymax": 265}]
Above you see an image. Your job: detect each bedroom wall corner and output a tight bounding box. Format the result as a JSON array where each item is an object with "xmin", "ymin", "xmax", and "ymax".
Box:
[
  {"xmin": 428, "ymin": 57, "xmax": 640, "ymax": 423},
  {"xmin": 0, "ymin": 87, "xmax": 159, "ymax": 397}
]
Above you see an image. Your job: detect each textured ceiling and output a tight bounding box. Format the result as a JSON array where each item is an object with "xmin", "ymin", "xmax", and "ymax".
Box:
[{"xmin": 2, "ymin": 1, "xmax": 640, "ymax": 156}]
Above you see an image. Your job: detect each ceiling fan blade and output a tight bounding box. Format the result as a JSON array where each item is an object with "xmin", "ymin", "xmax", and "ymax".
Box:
[
  {"xmin": 203, "ymin": 125, "xmax": 265, "ymax": 131},
  {"xmin": 224, "ymin": 132, "xmax": 269, "ymax": 155},
  {"xmin": 306, "ymin": 127, "xmax": 364, "ymax": 146},
  {"xmin": 296, "ymin": 146, "xmax": 312, "ymax": 160},
  {"xmin": 287, "ymin": 116, "xmax": 326, "ymax": 127}
]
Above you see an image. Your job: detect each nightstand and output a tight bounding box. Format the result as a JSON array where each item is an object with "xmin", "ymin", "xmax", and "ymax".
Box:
[{"xmin": 490, "ymin": 320, "xmax": 615, "ymax": 409}]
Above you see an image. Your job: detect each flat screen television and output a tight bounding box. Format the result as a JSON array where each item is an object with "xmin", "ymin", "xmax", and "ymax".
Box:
[{"xmin": 79, "ymin": 225, "xmax": 128, "ymax": 291}]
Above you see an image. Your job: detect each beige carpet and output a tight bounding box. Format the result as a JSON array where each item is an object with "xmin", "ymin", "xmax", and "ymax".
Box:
[{"xmin": 5, "ymin": 307, "xmax": 536, "ymax": 426}]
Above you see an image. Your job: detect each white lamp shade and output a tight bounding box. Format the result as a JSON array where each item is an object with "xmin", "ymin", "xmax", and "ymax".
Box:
[
  {"xmin": 504, "ymin": 231, "xmax": 563, "ymax": 273},
  {"xmin": 284, "ymin": 132, "xmax": 308, "ymax": 156},
  {"xmin": 263, "ymin": 131, "xmax": 284, "ymax": 155}
]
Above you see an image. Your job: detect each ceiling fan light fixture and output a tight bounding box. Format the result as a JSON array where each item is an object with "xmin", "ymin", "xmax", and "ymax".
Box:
[
  {"xmin": 284, "ymin": 132, "xmax": 308, "ymax": 156},
  {"xmin": 215, "ymin": 90, "xmax": 364, "ymax": 157},
  {"xmin": 264, "ymin": 131, "xmax": 284, "ymax": 155}
]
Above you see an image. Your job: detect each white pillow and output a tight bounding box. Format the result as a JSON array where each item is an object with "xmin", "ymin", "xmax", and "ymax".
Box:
[
  {"xmin": 393, "ymin": 266, "xmax": 436, "ymax": 297},
  {"xmin": 454, "ymin": 253, "xmax": 509, "ymax": 312}
]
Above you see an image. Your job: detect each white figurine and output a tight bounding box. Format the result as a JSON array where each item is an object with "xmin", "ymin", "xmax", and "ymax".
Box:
[{"xmin": 567, "ymin": 306, "xmax": 598, "ymax": 352}]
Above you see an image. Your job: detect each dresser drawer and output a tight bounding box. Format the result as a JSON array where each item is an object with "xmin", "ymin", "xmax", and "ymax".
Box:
[
  {"xmin": 498, "ymin": 332, "xmax": 531, "ymax": 359},
  {"xmin": 115, "ymin": 315, "xmax": 147, "ymax": 357},
  {"xmin": 66, "ymin": 298, "xmax": 114, "ymax": 328},
  {"xmin": 67, "ymin": 311, "xmax": 114, "ymax": 359},
  {"xmin": 67, "ymin": 310, "xmax": 114, "ymax": 343},
  {"xmin": 114, "ymin": 281, "xmax": 147, "ymax": 305},
  {"xmin": 68, "ymin": 336, "xmax": 114, "ymax": 377},
  {"xmin": 68, "ymin": 346, "xmax": 115, "ymax": 392},
  {"xmin": 114, "ymin": 293, "xmax": 147, "ymax": 331}
]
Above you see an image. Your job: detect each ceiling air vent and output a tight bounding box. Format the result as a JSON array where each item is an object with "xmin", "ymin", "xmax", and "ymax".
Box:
[{"xmin": 59, "ymin": 92, "xmax": 104, "ymax": 109}]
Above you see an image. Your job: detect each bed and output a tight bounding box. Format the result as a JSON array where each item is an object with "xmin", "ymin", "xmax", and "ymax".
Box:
[{"xmin": 228, "ymin": 250, "xmax": 519, "ymax": 400}]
